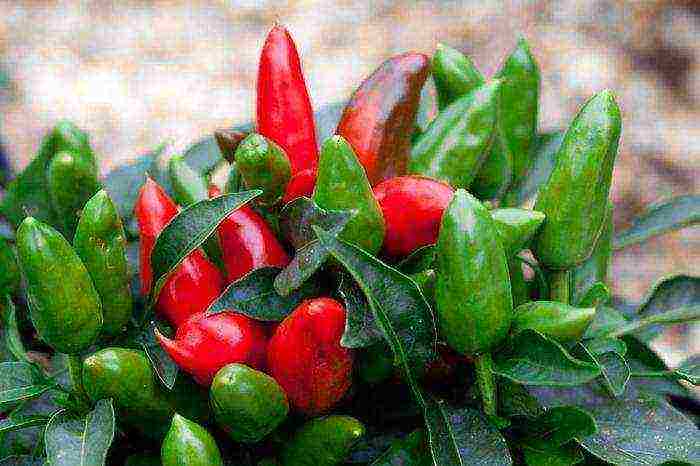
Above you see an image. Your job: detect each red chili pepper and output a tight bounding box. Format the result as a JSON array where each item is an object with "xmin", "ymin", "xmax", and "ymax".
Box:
[
  {"xmin": 373, "ymin": 175, "xmax": 454, "ymax": 257},
  {"xmin": 337, "ymin": 53, "xmax": 430, "ymax": 185},
  {"xmin": 257, "ymin": 24, "xmax": 318, "ymax": 201},
  {"xmin": 155, "ymin": 310, "xmax": 268, "ymax": 386},
  {"xmin": 135, "ymin": 177, "xmax": 224, "ymax": 327},
  {"xmin": 209, "ymin": 186, "xmax": 290, "ymax": 283},
  {"xmin": 267, "ymin": 298, "xmax": 353, "ymax": 415}
]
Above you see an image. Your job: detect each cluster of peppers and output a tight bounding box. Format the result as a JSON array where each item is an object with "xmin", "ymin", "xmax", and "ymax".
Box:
[{"xmin": 4, "ymin": 23, "xmax": 623, "ymax": 466}]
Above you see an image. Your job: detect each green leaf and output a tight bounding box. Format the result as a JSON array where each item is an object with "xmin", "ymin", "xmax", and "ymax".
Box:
[
  {"xmin": 149, "ymin": 190, "xmax": 261, "ymax": 302},
  {"xmin": 676, "ymin": 355, "xmax": 699, "ymax": 385},
  {"xmin": 613, "ymin": 195, "xmax": 700, "ymax": 250},
  {"xmin": 583, "ymin": 306, "xmax": 628, "ymax": 339},
  {"xmin": 578, "ymin": 343, "xmax": 630, "ymax": 397},
  {"xmin": 139, "ymin": 319, "xmax": 178, "ymax": 390},
  {"xmin": 493, "ymin": 330, "xmax": 600, "ymax": 386},
  {"xmin": 45, "ymin": 398, "xmax": 115, "ymax": 466},
  {"xmin": 0, "ymin": 363, "xmax": 52, "ymax": 411},
  {"xmin": 3, "ymin": 297, "xmax": 29, "ymax": 363},
  {"xmin": 279, "ymin": 197, "xmax": 353, "ymax": 250},
  {"xmin": 0, "ymin": 415, "xmax": 49, "ymax": 435},
  {"xmin": 207, "ymin": 267, "xmax": 321, "ymax": 321},
  {"xmin": 273, "ymin": 241, "xmax": 330, "ymax": 297},
  {"xmin": 622, "ymin": 336, "xmax": 689, "ymax": 398},
  {"xmin": 576, "ymin": 282, "xmax": 610, "ymax": 308},
  {"xmin": 525, "ymin": 406, "xmax": 597, "ymax": 447},
  {"xmin": 397, "ymin": 245, "xmax": 436, "ymax": 275},
  {"xmin": 582, "ymin": 338, "xmax": 627, "ymax": 357},
  {"xmin": 0, "ymin": 456, "xmax": 46, "ymax": 466},
  {"xmin": 606, "ymin": 306, "xmax": 700, "ymax": 339},
  {"xmin": 522, "ymin": 442, "xmax": 583, "ymax": 466},
  {"xmin": 337, "ymin": 274, "xmax": 382, "ymax": 349}
]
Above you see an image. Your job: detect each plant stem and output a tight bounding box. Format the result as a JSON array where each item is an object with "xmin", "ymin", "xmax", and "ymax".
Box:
[
  {"xmin": 474, "ymin": 353, "xmax": 497, "ymax": 417},
  {"xmin": 549, "ymin": 269, "xmax": 571, "ymax": 304},
  {"xmin": 67, "ymin": 354, "xmax": 88, "ymax": 403}
]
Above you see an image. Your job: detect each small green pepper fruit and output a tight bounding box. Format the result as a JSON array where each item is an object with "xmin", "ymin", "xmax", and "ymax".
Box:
[
  {"xmin": 16, "ymin": 217, "xmax": 102, "ymax": 354},
  {"xmin": 313, "ymin": 136, "xmax": 385, "ymax": 254},
  {"xmin": 73, "ymin": 190, "xmax": 132, "ymax": 337},
  {"xmin": 235, "ymin": 134, "xmax": 292, "ymax": 206},
  {"xmin": 357, "ymin": 343, "xmax": 395, "ymax": 385},
  {"xmin": 409, "ymin": 80, "xmax": 502, "ymax": 190},
  {"xmin": 571, "ymin": 202, "xmax": 613, "ymax": 305},
  {"xmin": 432, "ymin": 44, "xmax": 483, "ymax": 109},
  {"xmin": 47, "ymin": 150, "xmax": 100, "ymax": 237},
  {"xmin": 512, "ymin": 301, "xmax": 596, "ymax": 342},
  {"xmin": 533, "ymin": 90, "xmax": 621, "ymax": 269},
  {"xmin": 491, "ymin": 208, "xmax": 546, "ymax": 256},
  {"xmin": 0, "ymin": 237, "xmax": 20, "ymax": 296},
  {"xmin": 280, "ymin": 415, "xmax": 365, "ymax": 466},
  {"xmin": 162, "ymin": 414, "xmax": 223, "ymax": 466},
  {"xmin": 471, "ymin": 136, "xmax": 513, "ymax": 201},
  {"xmin": 435, "ymin": 190, "xmax": 513, "ymax": 356},
  {"xmin": 210, "ymin": 363, "xmax": 289, "ymax": 443}
]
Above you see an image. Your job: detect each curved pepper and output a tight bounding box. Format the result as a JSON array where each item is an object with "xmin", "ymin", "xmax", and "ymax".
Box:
[
  {"xmin": 280, "ymin": 415, "xmax": 365, "ymax": 466},
  {"xmin": 73, "ymin": 190, "xmax": 132, "ymax": 337},
  {"xmin": 512, "ymin": 301, "xmax": 596, "ymax": 342},
  {"xmin": 491, "ymin": 208, "xmax": 546, "ymax": 256},
  {"xmin": 533, "ymin": 90, "xmax": 621, "ymax": 269},
  {"xmin": 435, "ymin": 190, "xmax": 513, "ymax": 355},
  {"xmin": 257, "ymin": 25, "xmax": 318, "ymax": 201},
  {"xmin": 313, "ymin": 136, "xmax": 385, "ymax": 254},
  {"xmin": 571, "ymin": 202, "xmax": 613, "ymax": 305},
  {"xmin": 0, "ymin": 237, "xmax": 20, "ymax": 296},
  {"xmin": 161, "ymin": 414, "xmax": 223, "ymax": 466},
  {"xmin": 336, "ymin": 52, "xmax": 429, "ymax": 185},
  {"xmin": 208, "ymin": 185, "xmax": 289, "ymax": 283},
  {"xmin": 409, "ymin": 80, "xmax": 502, "ymax": 189},
  {"xmin": 267, "ymin": 298, "xmax": 353, "ymax": 415},
  {"xmin": 373, "ymin": 175, "xmax": 454, "ymax": 258},
  {"xmin": 210, "ymin": 363, "xmax": 289, "ymax": 443},
  {"xmin": 134, "ymin": 177, "xmax": 224, "ymax": 327},
  {"xmin": 47, "ymin": 150, "xmax": 100, "ymax": 236},
  {"xmin": 16, "ymin": 217, "xmax": 102, "ymax": 354},
  {"xmin": 235, "ymin": 134, "xmax": 292, "ymax": 206}
]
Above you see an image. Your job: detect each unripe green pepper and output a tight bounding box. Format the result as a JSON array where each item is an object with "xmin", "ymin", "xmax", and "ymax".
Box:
[
  {"xmin": 73, "ymin": 190, "xmax": 132, "ymax": 337},
  {"xmin": 0, "ymin": 237, "xmax": 20, "ymax": 296},
  {"xmin": 162, "ymin": 414, "xmax": 223, "ymax": 466},
  {"xmin": 280, "ymin": 415, "xmax": 365, "ymax": 466},
  {"xmin": 471, "ymin": 136, "xmax": 513, "ymax": 201},
  {"xmin": 313, "ymin": 136, "xmax": 385, "ymax": 254},
  {"xmin": 491, "ymin": 208, "xmax": 546, "ymax": 256},
  {"xmin": 533, "ymin": 90, "xmax": 621, "ymax": 269},
  {"xmin": 235, "ymin": 134, "xmax": 292, "ymax": 206},
  {"xmin": 210, "ymin": 363, "xmax": 289, "ymax": 443},
  {"xmin": 47, "ymin": 150, "xmax": 100, "ymax": 236},
  {"xmin": 432, "ymin": 44, "xmax": 483, "ymax": 109},
  {"xmin": 16, "ymin": 217, "xmax": 102, "ymax": 354},
  {"xmin": 435, "ymin": 190, "xmax": 513, "ymax": 355},
  {"xmin": 571, "ymin": 202, "xmax": 613, "ymax": 305},
  {"xmin": 409, "ymin": 80, "xmax": 501, "ymax": 190},
  {"xmin": 512, "ymin": 301, "xmax": 595, "ymax": 342}
]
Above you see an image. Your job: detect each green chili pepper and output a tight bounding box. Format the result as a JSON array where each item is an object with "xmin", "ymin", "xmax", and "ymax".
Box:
[
  {"xmin": 491, "ymin": 208, "xmax": 546, "ymax": 256},
  {"xmin": 533, "ymin": 90, "xmax": 621, "ymax": 270},
  {"xmin": 16, "ymin": 217, "xmax": 102, "ymax": 354},
  {"xmin": 313, "ymin": 136, "xmax": 385, "ymax": 254},
  {"xmin": 512, "ymin": 301, "xmax": 596, "ymax": 342},
  {"xmin": 571, "ymin": 202, "xmax": 613, "ymax": 305},
  {"xmin": 0, "ymin": 237, "xmax": 20, "ymax": 296},
  {"xmin": 235, "ymin": 134, "xmax": 292, "ymax": 206},
  {"xmin": 161, "ymin": 414, "xmax": 223, "ymax": 466},
  {"xmin": 471, "ymin": 137, "xmax": 513, "ymax": 201},
  {"xmin": 73, "ymin": 190, "xmax": 132, "ymax": 337},
  {"xmin": 409, "ymin": 80, "xmax": 501, "ymax": 190},
  {"xmin": 435, "ymin": 190, "xmax": 513, "ymax": 356},
  {"xmin": 432, "ymin": 44, "xmax": 483, "ymax": 110},
  {"xmin": 47, "ymin": 150, "xmax": 100, "ymax": 237},
  {"xmin": 280, "ymin": 415, "xmax": 365, "ymax": 466},
  {"xmin": 210, "ymin": 363, "xmax": 289, "ymax": 443}
]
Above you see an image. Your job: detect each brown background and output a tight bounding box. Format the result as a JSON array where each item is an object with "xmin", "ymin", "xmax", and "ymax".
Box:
[{"xmin": 0, "ymin": 1, "xmax": 697, "ymax": 361}]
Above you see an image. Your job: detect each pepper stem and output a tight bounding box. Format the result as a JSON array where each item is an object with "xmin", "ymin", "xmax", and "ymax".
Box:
[
  {"xmin": 474, "ymin": 353, "xmax": 497, "ymax": 417},
  {"xmin": 549, "ymin": 269, "xmax": 571, "ymax": 304}
]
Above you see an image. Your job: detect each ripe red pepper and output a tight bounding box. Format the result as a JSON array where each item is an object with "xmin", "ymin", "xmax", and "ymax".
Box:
[
  {"xmin": 267, "ymin": 298, "xmax": 353, "ymax": 415},
  {"xmin": 257, "ymin": 25, "xmax": 318, "ymax": 201},
  {"xmin": 135, "ymin": 177, "xmax": 224, "ymax": 327},
  {"xmin": 373, "ymin": 175, "xmax": 454, "ymax": 257},
  {"xmin": 337, "ymin": 53, "xmax": 430, "ymax": 185},
  {"xmin": 209, "ymin": 186, "xmax": 290, "ymax": 283},
  {"xmin": 155, "ymin": 310, "xmax": 268, "ymax": 386}
]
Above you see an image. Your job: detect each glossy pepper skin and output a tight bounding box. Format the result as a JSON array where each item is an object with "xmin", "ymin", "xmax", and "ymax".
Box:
[
  {"xmin": 512, "ymin": 301, "xmax": 596, "ymax": 342},
  {"xmin": 533, "ymin": 90, "xmax": 621, "ymax": 269},
  {"xmin": 373, "ymin": 175, "xmax": 454, "ymax": 258},
  {"xmin": 235, "ymin": 134, "xmax": 292, "ymax": 206},
  {"xmin": 571, "ymin": 202, "xmax": 613, "ymax": 305},
  {"xmin": 432, "ymin": 44, "xmax": 483, "ymax": 110},
  {"xmin": 435, "ymin": 190, "xmax": 513, "ymax": 355},
  {"xmin": 0, "ymin": 237, "xmax": 20, "ymax": 296},
  {"xmin": 134, "ymin": 177, "xmax": 224, "ymax": 327},
  {"xmin": 210, "ymin": 363, "xmax": 289, "ymax": 443},
  {"xmin": 209, "ymin": 185, "xmax": 289, "ymax": 283},
  {"xmin": 267, "ymin": 298, "xmax": 353, "ymax": 415},
  {"xmin": 280, "ymin": 415, "xmax": 365, "ymax": 466},
  {"xmin": 336, "ymin": 53, "xmax": 429, "ymax": 185},
  {"xmin": 257, "ymin": 25, "xmax": 318, "ymax": 201},
  {"xmin": 161, "ymin": 414, "xmax": 223, "ymax": 466},
  {"xmin": 313, "ymin": 136, "xmax": 385, "ymax": 254},
  {"xmin": 155, "ymin": 311, "xmax": 268, "ymax": 386},
  {"xmin": 73, "ymin": 190, "xmax": 132, "ymax": 337},
  {"xmin": 491, "ymin": 208, "xmax": 546, "ymax": 257},
  {"xmin": 16, "ymin": 217, "xmax": 103, "ymax": 354}
]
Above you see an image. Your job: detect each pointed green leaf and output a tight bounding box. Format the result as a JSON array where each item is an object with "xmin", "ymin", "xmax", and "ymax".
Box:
[{"xmin": 0, "ymin": 363, "xmax": 52, "ymax": 410}]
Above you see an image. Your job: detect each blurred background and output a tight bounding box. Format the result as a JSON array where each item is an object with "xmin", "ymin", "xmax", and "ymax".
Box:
[{"xmin": 0, "ymin": 1, "xmax": 697, "ymax": 360}]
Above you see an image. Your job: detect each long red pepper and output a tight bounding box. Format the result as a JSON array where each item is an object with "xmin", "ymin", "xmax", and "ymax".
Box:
[
  {"xmin": 257, "ymin": 24, "xmax": 318, "ymax": 202},
  {"xmin": 209, "ymin": 186, "xmax": 290, "ymax": 283},
  {"xmin": 135, "ymin": 177, "xmax": 224, "ymax": 327}
]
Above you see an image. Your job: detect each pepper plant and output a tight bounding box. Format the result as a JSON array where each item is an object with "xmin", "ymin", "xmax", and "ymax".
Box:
[{"xmin": 0, "ymin": 25, "xmax": 699, "ymax": 466}]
